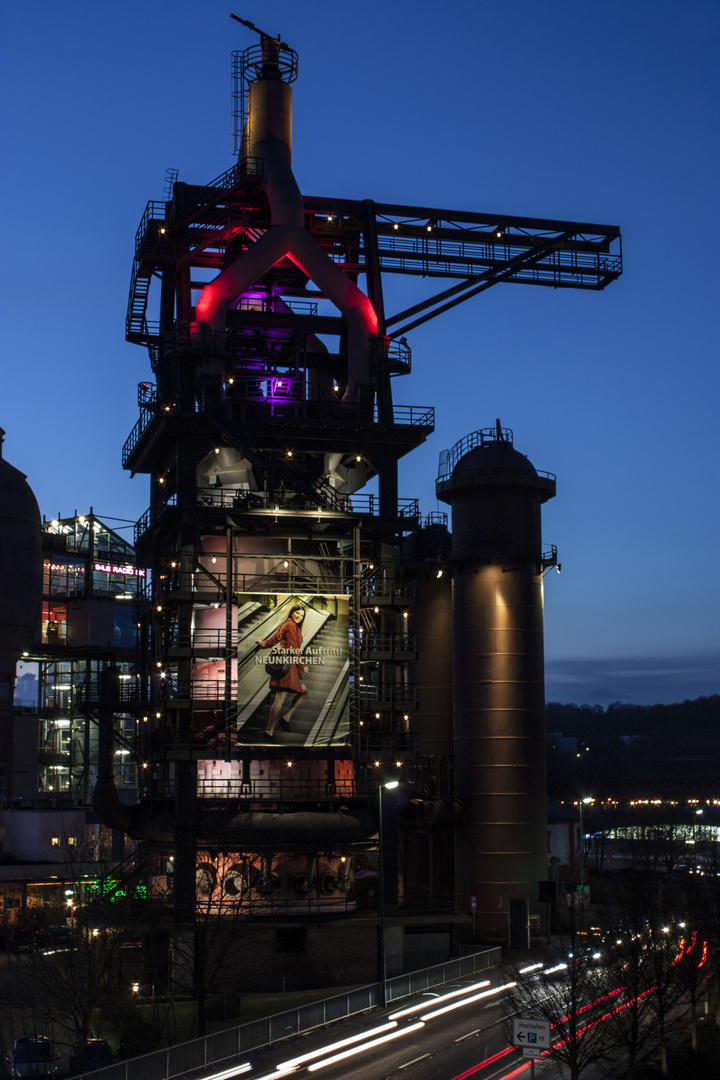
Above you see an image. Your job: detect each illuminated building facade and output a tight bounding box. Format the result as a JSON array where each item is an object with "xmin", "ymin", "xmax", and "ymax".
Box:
[
  {"xmin": 7, "ymin": 514, "xmax": 141, "ymax": 836},
  {"xmin": 0, "ymin": 510, "xmax": 143, "ymax": 925}
]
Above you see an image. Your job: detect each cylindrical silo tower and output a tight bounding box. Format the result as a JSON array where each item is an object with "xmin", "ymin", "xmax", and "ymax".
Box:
[
  {"xmin": 436, "ymin": 423, "xmax": 556, "ymax": 939},
  {"xmin": 0, "ymin": 429, "xmax": 42, "ymax": 770},
  {"xmin": 403, "ymin": 515, "xmax": 454, "ymax": 760}
]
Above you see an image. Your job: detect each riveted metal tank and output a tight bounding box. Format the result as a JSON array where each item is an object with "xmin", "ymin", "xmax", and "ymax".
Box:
[
  {"xmin": 436, "ymin": 424, "xmax": 555, "ymax": 938},
  {"xmin": 0, "ymin": 429, "xmax": 42, "ymax": 767},
  {"xmin": 0, "ymin": 431, "xmax": 42, "ymax": 660},
  {"xmin": 404, "ymin": 516, "xmax": 454, "ymax": 760}
]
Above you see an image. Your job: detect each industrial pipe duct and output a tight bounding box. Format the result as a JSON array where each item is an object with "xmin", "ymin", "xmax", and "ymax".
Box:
[
  {"xmin": 92, "ymin": 715, "xmax": 374, "ymax": 845},
  {"xmin": 194, "ymin": 35, "xmax": 377, "ymax": 408}
]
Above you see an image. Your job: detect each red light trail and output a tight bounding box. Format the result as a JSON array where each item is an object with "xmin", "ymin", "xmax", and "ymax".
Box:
[{"xmin": 445, "ymin": 985, "xmax": 655, "ymax": 1080}]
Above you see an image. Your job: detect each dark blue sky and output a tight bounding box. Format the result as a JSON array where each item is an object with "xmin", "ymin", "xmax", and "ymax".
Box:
[{"xmin": 2, "ymin": 1, "xmax": 718, "ymax": 705}]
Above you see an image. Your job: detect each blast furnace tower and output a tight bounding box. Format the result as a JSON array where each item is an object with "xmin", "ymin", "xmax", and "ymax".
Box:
[{"xmin": 109, "ymin": 18, "xmax": 621, "ymax": 985}]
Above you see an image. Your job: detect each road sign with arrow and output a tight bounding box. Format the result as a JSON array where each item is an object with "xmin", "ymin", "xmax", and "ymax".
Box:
[{"xmin": 512, "ymin": 1018, "xmax": 551, "ymax": 1057}]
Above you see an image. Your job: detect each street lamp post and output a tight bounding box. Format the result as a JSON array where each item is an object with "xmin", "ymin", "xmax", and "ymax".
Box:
[
  {"xmin": 578, "ymin": 797, "xmax": 593, "ymax": 894},
  {"xmin": 378, "ymin": 779, "xmax": 398, "ymax": 1008}
]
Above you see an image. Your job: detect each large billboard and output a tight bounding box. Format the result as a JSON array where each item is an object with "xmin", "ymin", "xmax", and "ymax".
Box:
[{"xmin": 232, "ymin": 593, "xmax": 349, "ymax": 747}]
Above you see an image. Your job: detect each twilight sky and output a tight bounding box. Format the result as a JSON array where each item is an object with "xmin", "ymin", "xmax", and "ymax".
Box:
[{"xmin": 2, "ymin": 1, "xmax": 718, "ymax": 706}]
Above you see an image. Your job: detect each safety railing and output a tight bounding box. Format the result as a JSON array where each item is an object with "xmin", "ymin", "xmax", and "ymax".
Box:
[
  {"xmin": 155, "ymin": 568, "xmax": 349, "ymax": 599},
  {"xmin": 234, "ymin": 295, "xmax": 318, "ymax": 317},
  {"xmin": 543, "ymin": 545, "xmax": 558, "ymax": 567},
  {"xmin": 139, "ymin": 771, "xmax": 387, "ymax": 803},
  {"xmin": 368, "ymin": 335, "xmax": 412, "ymax": 376},
  {"xmin": 437, "ymin": 426, "xmax": 513, "ymax": 479},
  {"xmin": 193, "ymin": 776, "xmax": 360, "ymax": 801},
  {"xmin": 178, "ymin": 679, "xmax": 237, "ymax": 703},
  {"xmin": 134, "ymin": 201, "xmax": 168, "ymax": 257},
  {"xmin": 344, "ymin": 494, "xmax": 419, "ymax": 519},
  {"xmin": 375, "ymin": 228, "xmax": 621, "ymax": 286},
  {"xmin": 123, "ymin": 391, "xmax": 434, "ymax": 470},
  {"xmin": 359, "ymin": 633, "xmax": 418, "ymax": 661},
  {"xmin": 387, "ymin": 404, "xmax": 434, "ymax": 427},
  {"xmin": 437, "ymin": 461, "xmax": 557, "ymax": 488},
  {"xmin": 164, "ymin": 629, "xmax": 238, "ymax": 651},
  {"xmin": 437, "ymin": 427, "xmax": 556, "ymax": 486},
  {"xmin": 215, "ymin": 391, "xmax": 433, "ymax": 429},
  {"xmin": 122, "ymin": 411, "xmax": 154, "ymax": 467},
  {"xmin": 357, "ymin": 684, "xmax": 419, "ymax": 708},
  {"xmin": 352, "ymin": 731, "xmax": 420, "ymax": 759},
  {"xmin": 133, "ymin": 496, "xmax": 177, "ymax": 546},
  {"xmin": 359, "ymin": 580, "xmax": 417, "ymax": 606},
  {"xmin": 69, "ymin": 948, "xmax": 501, "ymax": 1080},
  {"xmin": 206, "ymin": 157, "xmax": 265, "ymax": 190},
  {"xmin": 135, "ymin": 493, "xmax": 421, "ymax": 547},
  {"xmin": 163, "ymin": 326, "xmax": 234, "ymax": 355},
  {"xmin": 134, "ymin": 507, "xmax": 151, "ymax": 544},
  {"xmin": 137, "ymin": 382, "xmax": 157, "ymax": 406}
]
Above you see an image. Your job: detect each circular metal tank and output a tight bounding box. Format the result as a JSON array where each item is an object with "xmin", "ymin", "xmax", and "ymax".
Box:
[
  {"xmin": 404, "ymin": 518, "xmax": 454, "ymax": 760},
  {"xmin": 0, "ymin": 430, "xmax": 42, "ymax": 663},
  {"xmin": 0, "ymin": 430, "xmax": 42, "ymax": 768},
  {"xmin": 436, "ymin": 427, "xmax": 555, "ymax": 938}
]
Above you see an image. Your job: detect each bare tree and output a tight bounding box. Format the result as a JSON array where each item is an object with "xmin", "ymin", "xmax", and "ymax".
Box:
[
  {"xmin": 4, "ymin": 830, "xmax": 174, "ymax": 1068},
  {"xmin": 641, "ymin": 924, "xmax": 688, "ymax": 1077},
  {"xmin": 598, "ymin": 915, "xmax": 682, "ymax": 1080},
  {"xmin": 160, "ymin": 851, "xmax": 253, "ymax": 1037},
  {"xmin": 671, "ymin": 926, "xmax": 710, "ymax": 1053},
  {"xmin": 504, "ymin": 915, "xmax": 616, "ymax": 1080}
]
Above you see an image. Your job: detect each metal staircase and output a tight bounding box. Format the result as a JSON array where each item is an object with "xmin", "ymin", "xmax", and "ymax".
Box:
[{"xmin": 126, "ymin": 260, "xmax": 154, "ymax": 343}]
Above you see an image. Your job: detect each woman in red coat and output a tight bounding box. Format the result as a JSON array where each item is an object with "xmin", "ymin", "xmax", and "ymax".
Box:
[{"xmin": 256, "ymin": 605, "xmax": 308, "ymax": 739}]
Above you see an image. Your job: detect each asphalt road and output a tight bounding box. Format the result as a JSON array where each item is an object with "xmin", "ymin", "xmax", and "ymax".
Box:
[{"xmin": 224, "ymin": 973, "xmax": 554, "ymax": 1080}]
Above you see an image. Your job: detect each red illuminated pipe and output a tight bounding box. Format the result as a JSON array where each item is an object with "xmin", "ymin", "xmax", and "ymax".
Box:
[{"xmin": 194, "ymin": 49, "xmax": 376, "ymax": 404}]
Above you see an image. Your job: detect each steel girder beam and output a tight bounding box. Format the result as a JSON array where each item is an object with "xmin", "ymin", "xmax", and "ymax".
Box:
[{"xmin": 303, "ymin": 195, "xmax": 622, "ymax": 332}]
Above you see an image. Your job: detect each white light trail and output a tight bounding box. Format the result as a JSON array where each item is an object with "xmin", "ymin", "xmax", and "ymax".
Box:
[
  {"xmin": 421, "ymin": 981, "xmax": 517, "ymax": 1020},
  {"xmin": 277, "ymin": 1021, "xmax": 397, "ymax": 1069},
  {"xmin": 390, "ymin": 980, "xmax": 491, "ymax": 1020},
  {"xmin": 202, "ymin": 1064, "xmax": 252, "ymax": 1080},
  {"xmin": 306, "ymin": 1022, "xmax": 425, "ymax": 1072}
]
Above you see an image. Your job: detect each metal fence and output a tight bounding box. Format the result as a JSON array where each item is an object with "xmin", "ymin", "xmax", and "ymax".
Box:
[{"xmin": 75, "ymin": 947, "xmax": 501, "ymax": 1080}]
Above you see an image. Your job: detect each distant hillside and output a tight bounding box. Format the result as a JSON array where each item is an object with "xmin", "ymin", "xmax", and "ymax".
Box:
[{"xmin": 545, "ymin": 695, "xmax": 720, "ymax": 800}]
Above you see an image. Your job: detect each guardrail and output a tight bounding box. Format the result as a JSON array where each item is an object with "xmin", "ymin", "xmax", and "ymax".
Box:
[
  {"xmin": 71, "ymin": 948, "xmax": 501, "ymax": 1080},
  {"xmin": 436, "ymin": 427, "xmax": 556, "ymax": 485}
]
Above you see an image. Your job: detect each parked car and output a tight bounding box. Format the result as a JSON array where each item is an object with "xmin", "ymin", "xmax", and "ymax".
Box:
[
  {"xmin": 9, "ymin": 1037, "xmax": 57, "ymax": 1078},
  {"xmin": 69, "ymin": 1039, "xmax": 113, "ymax": 1075},
  {"xmin": 35, "ymin": 925, "xmax": 75, "ymax": 951}
]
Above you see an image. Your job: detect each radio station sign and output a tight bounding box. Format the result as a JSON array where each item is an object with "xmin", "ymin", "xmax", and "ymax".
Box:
[{"xmin": 93, "ymin": 562, "xmax": 146, "ymax": 577}]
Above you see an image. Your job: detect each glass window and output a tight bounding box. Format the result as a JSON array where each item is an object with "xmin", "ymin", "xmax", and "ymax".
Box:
[
  {"xmin": 43, "ymin": 557, "xmax": 85, "ymax": 597},
  {"xmin": 42, "ymin": 604, "xmax": 67, "ymax": 644},
  {"xmin": 113, "ymin": 606, "xmax": 139, "ymax": 648}
]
